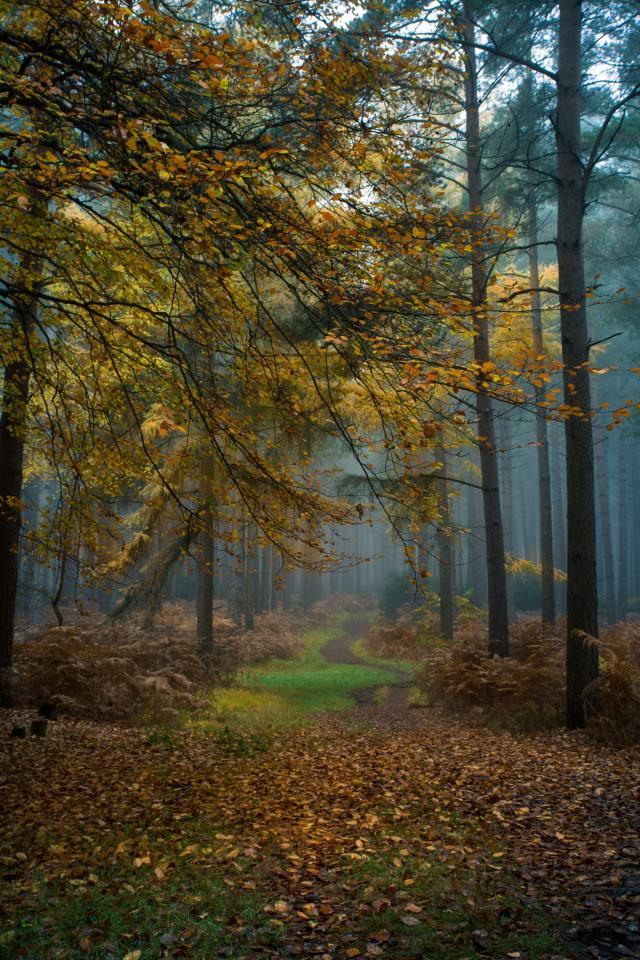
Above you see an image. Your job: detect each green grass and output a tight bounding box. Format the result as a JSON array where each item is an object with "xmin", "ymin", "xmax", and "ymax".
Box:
[{"xmin": 189, "ymin": 612, "xmax": 396, "ymax": 732}]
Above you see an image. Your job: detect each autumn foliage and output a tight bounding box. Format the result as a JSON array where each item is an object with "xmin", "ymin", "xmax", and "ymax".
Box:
[
  {"xmin": 420, "ymin": 617, "xmax": 640, "ymax": 743},
  {"xmin": 11, "ymin": 603, "xmax": 304, "ymax": 722}
]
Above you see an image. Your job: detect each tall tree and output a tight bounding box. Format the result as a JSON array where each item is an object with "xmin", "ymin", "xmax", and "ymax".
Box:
[
  {"xmin": 594, "ymin": 426, "xmax": 617, "ymax": 625},
  {"xmin": 436, "ymin": 445, "xmax": 455, "ymax": 640},
  {"xmin": 462, "ymin": 3, "xmax": 509, "ymax": 655},
  {"xmin": 617, "ymin": 430, "xmax": 628, "ymax": 621},
  {"xmin": 524, "ymin": 140, "xmax": 556, "ymax": 620},
  {"xmin": 0, "ymin": 234, "xmax": 43, "ymax": 704},
  {"xmin": 556, "ymin": 0, "xmax": 599, "ymax": 725}
]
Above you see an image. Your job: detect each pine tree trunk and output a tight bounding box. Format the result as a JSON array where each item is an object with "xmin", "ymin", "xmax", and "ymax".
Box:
[
  {"xmin": 260, "ymin": 543, "xmax": 271, "ymax": 613},
  {"xmin": 244, "ymin": 523, "xmax": 256, "ymax": 630},
  {"xmin": 463, "ymin": 8, "xmax": 508, "ymax": 656},
  {"xmin": 527, "ymin": 195, "xmax": 556, "ymax": 622},
  {"xmin": 437, "ymin": 448, "xmax": 455, "ymax": 640},
  {"xmin": 550, "ymin": 425, "xmax": 567, "ymax": 615},
  {"xmin": 497, "ymin": 415, "xmax": 515, "ymax": 620},
  {"xmin": 278, "ymin": 559, "xmax": 288, "ymax": 612},
  {"xmin": 19, "ymin": 477, "xmax": 41, "ymax": 623},
  {"xmin": 557, "ymin": 0, "xmax": 598, "ymax": 727},
  {"xmin": 595, "ymin": 428, "xmax": 616, "ymax": 625},
  {"xmin": 230, "ymin": 518, "xmax": 245, "ymax": 627},
  {"xmin": 618, "ymin": 432, "xmax": 628, "ymax": 621},
  {"xmin": 467, "ymin": 477, "xmax": 486, "ymax": 608}
]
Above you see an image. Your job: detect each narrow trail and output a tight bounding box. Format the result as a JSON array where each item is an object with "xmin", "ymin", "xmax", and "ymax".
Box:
[{"xmin": 321, "ymin": 615, "xmax": 413, "ymax": 714}]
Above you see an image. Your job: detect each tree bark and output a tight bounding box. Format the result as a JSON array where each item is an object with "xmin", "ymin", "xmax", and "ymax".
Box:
[
  {"xmin": 0, "ymin": 285, "xmax": 39, "ymax": 705},
  {"xmin": 549, "ymin": 425, "xmax": 567, "ymax": 616},
  {"xmin": 437, "ymin": 447, "xmax": 455, "ymax": 640},
  {"xmin": 594, "ymin": 427, "xmax": 616, "ymax": 625},
  {"xmin": 618, "ymin": 431, "xmax": 628, "ymax": 621},
  {"xmin": 230, "ymin": 516, "xmax": 245, "ymax": 627},
  {"xmin": 244, "ymin": 524, "xmax": 256, "ymax": 631},
  {"xmin": 463, "ymin": 8, "xmax": 509, "ymax": 655},
  {"xmin": 527, "ymin": 193, "xmax": 556, "ymax": 622},
  {"xmin": 497, "ymin": 414, "xmax": 515, "ymax": 620},
  {"xmin": 556, "ymin": 0, "xmax": 598, "ymax": 727}
]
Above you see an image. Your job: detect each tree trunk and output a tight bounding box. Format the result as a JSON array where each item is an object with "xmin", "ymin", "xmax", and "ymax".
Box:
[
  {"xmin": 437, "ymin": 448, "xmax": 455, "ymax": 640},
  {"xmin": 595, "ymin": 428, "xmax": 616, "ymax": 625},
  {"xmin": 527, "ymin": 193, "xmax": 556, "ymax": 622},
  {"xmin": 618, "ymin": 431, "xmax": 628, "ymax": 621},
  {"xmin": 463, "ymin": 8, "xmax": 509, "ymax": 655},
  {"xmin": 245, "ymin": 523, "xmax": 256, "ymax": 630},
  {"xmin": 497, "ymin": 415, "xmax": 515, "ymax": 620},
  {"xmin": 0, "ymin": 289, "xmax": 39, "ymax": 704},
  {"xmin": 19, "ymin": 477, "xmax": 42, "ymax": 624},
  {"xmin": 467, "ymin": 476, "xmax": 486, "ymax": 608},
  {"xmin": 279, "ymin": 557, "xmax": 288, "ymax": 612},
  {"xmin": 549, "ymin": 425, "xmax": 567, "ymax": 616},
  {"xmin": 196, "ymin": 457, "xmax": 215, "ymax": 654},
  {"xmin": 556, "ymin": 0, "xmax": 598, "ymax": 727},
  {"xmin": 260, "ymin": 543, "xmax": 271, "ymax": 613},
  {"xmin": 230, "ymin": 518, "xmax": 245, "ymax": 627}
]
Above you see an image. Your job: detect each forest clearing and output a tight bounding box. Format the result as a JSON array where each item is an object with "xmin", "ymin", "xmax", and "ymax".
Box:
[{"xmin": 2, "ymin": 1, "xmax": 640, "ymax": 959}]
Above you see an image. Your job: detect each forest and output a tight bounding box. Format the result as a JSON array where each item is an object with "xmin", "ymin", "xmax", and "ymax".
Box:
[{"xmin": 1, "ymin": 1, "xmax": 640, "ymax": 958}]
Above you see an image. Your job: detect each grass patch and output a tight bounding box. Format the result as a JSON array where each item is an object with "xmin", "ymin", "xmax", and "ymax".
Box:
[{"xmin": 190, "ymin": 612, "xmax": 395, "ymax": 732}]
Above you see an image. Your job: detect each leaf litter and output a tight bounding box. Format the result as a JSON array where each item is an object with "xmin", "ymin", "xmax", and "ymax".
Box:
[{"xmin": 1, "ymin": 704, "xmax": 639, "ymax": 959}]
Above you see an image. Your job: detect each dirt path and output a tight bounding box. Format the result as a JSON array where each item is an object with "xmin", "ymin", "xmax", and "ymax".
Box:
[{"xmin": 321, "ymin": 615, "xmax": 413, "ymax": 713}]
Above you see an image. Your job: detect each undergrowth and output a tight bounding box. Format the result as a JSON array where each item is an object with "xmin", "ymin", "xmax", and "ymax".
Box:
[{"xmin": 419, "ymin": 617, "xmax": 640, "ymax": 742}]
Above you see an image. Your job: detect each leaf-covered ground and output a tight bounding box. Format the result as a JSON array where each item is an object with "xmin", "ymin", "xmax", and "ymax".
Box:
[{"xmin": 2, "ymin": 618, "xmax": 639, "ymax": 960}]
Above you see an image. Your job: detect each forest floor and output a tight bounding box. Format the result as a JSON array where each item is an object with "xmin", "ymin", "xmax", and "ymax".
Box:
[{"xmin": 1, "ymin": 614, "xmax": 640, "ymax": 960}]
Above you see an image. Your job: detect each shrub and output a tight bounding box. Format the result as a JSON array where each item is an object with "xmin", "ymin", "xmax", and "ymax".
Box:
[
  {"xmin": 583, "ymin": 623, "xmax": 640, "ymax": 745},
  {"xmin": 418, "ymin": 625, "xmax": 565, "ymax": 731},
  {"xmin": 366, "ymin": 618, "xmax": 428, "ymax": 662},
  {"xmin": 419, "ymin": 618, "xmax": 565, "ymax": 729},
  {"xmin": 418, "ymin": 617, "xmax": 640, "ymax": 742},
  {"xmin": 11, "ymin": 603, "xmax": 303, "ymax": 721}
]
